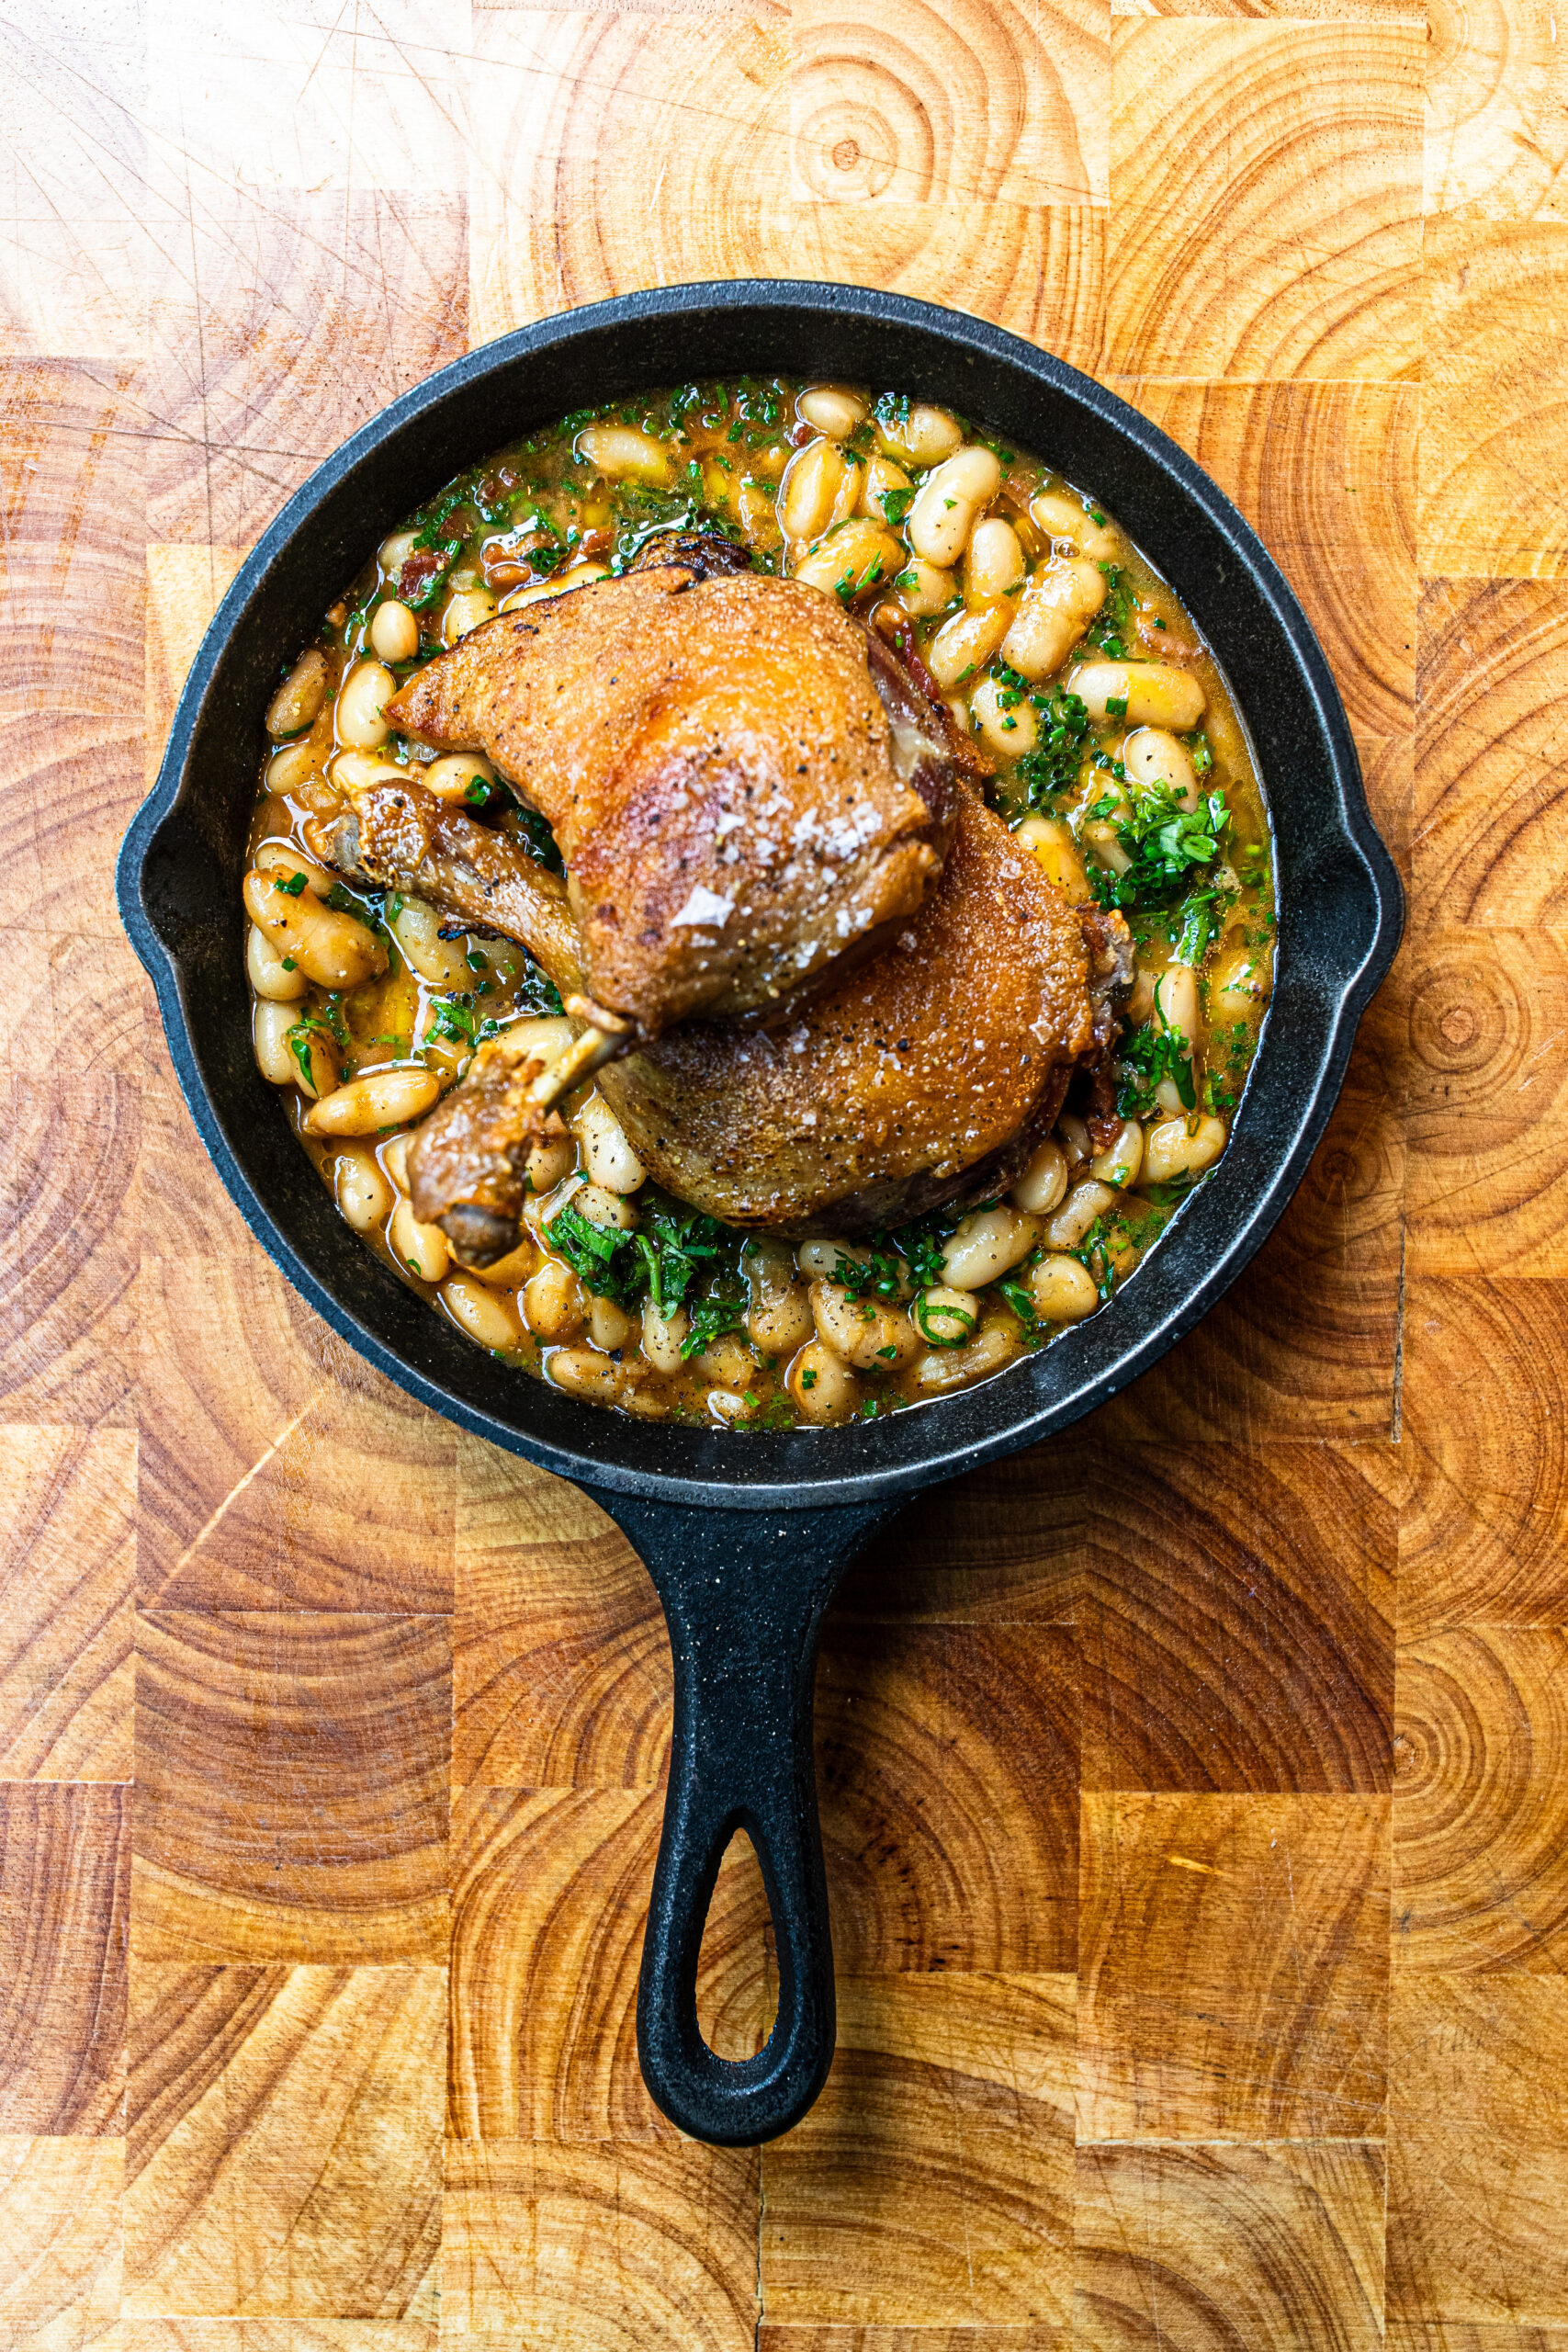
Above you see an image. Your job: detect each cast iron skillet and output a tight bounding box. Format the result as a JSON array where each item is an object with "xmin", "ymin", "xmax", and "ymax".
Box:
[{"xmin": 118, "ymin": 281, "xmax": 1403, "ymax": 2147}]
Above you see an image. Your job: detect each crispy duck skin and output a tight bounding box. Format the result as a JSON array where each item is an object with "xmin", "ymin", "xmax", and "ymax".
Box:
[
  {"xmin": 598, "ymin": 792, "xmax": 1127, "ymax": 1236},
  {"xmin": 383, "ymin": 558, "xmax": 959, "ymax": 1035},
  {"xmin": 393, "ymin": 787, "xmax": 1130, "ymax": 1260}
]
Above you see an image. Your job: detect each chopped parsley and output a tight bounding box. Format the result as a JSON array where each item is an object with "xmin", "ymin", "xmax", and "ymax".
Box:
[{"xmin": 1117, "ymin": 1017, "xmax": 1197, "ymax": 1117}]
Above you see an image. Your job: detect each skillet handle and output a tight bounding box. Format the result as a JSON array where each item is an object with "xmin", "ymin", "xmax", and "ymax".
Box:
[{"xmin": 592, "ymin": 1492, "xmax": 899, "ymax": 2146}]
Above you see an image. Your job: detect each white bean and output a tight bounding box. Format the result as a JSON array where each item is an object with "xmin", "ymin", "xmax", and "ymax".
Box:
[
  {"xmin": 547, "ymin": 1346, "xmax": 623, "ymax": 1403},
  {"xmin": 1090, "ymin": 1120, "xmax": 1145, "ymax": 1190},
  {"xmin": 369, "ymin": 600, "xmax": 420, "ymax": 663},
  {"xmin": 1057, "ymin": 1113, "xmax": 1091, "ymax": 1169},
  {"xmin": 874, "ymin": 402, "xmax": 963, "ymax": 466},
  {"xmin": 745, "ymin": 1240, "xmax": 814, "ymax": 1354},
  {"xmin": 796, "ymin": 1238, "xmax": 864, "ymax": 1280},
  {"xmin": 527, "ymin": 1134, "xmax": 578, "ymax": 1193},
  {"xmin": 926, "ymin": 603, "xmax": 1012, "ymax": 690},
  {"xmin": 1069, "ymin": 660, "xmax": 1206, "ymax": 730},
  {"xmin": 499, "ymin": 561, "xmax": 609, "ymax": 612},
  {"xmin": 810, "ymin": 1283, "xmax": 918, "ymax": 1371},
  {"xmin": 1028, "ymin": 1254, "xmax": 1100, "ymax": 1322},
  {"xmin": 707, "ymin": 1389, "xmax": 751, "ymax": 1425},
  {"xmin": 693, "ymin": 1335, "xmax": 753, "ymax": 1388},
  {"xmin": 328, "ymin": 750, "xmax": 405, "ymax": 798},
  {"xmin": 422, "ymin": 752, "xmax": 497, "ymax": 805},
  {"xmin": 379, "ymin": 528, "xmax": 419, "ymax": 574},
  {"xmin": 1044, "ymin": 1179, "xmax": 1118, "ymax": 1250},
  {"xmin": 254, "ymin": 999, "xmax": 328, "ymax": 1092},
  {"xmin": 779, "ymin": 438, "xmax": 848, "ymax": 542},
  {"xmin": 999, "ymin": 559, "xmax": 1106, "ymax": 682},
  {"xmin": 525, "ymin": 1260, "xmax": 585, "ymax": 1341},
  {"xmin": 441, "ymin": 1274, "xmax": 522, "ymax": 1351},
  {"xmin": 265, "ymin": 741, "xmax": 321, "ymax": 794},
  {"xmin": 381, "ymin": 1134, "xmax": 412, "ymax": 1193},
  {"xmin": 787, "ymin": 1340, "xmax": 858, "ymax": 1423},
  {"xmin": 1029, "ymin": 489, "xmax": 1120, "ymax": 563},
  {"xmin": 547, "ymin": 1181, "xmax": 636, "ymax": 1240},
  {"xmin": 797, "ymin": 386, "xmax": 867, "ymax": 439},
  {"xmin": 265, "ymin": 648, "xmax": 330, "ymax": 742},
  {"xmin": 1014, "ymin": 814, "xmax": 1088, "ymax": 903},
  {"xmin": 305, "ymin": 1067, "xmax": 441, "ymax": 1136},
  {"xmin": 1010, "ymin": 1136, "xmax": 1069, "ymax": 1216},
  {"xmin": 1152, "ymin": 963, "xmax": 1201, "ymax": 1053},
  {"xmin": 588, "ymin": 1295, "xmax": 633, "ymax": 1352},
  {"xmin": 906, "ymin": 447, "xmax": 1002, "ymax": 567},
  {"xmin": 390, "ymin": 896, "xmax": 472, "ymax": 989},
  {"xmin": 443, "ymin": 586, "xmax": 497, "ymax": 644},
  {"xmin": 794, "ymin": 520, "xmax": 904, "ymax": 600},
  {"xmin": 576, "ymin": 423, "xmax": 672, "ymax": 484},
  {"xmin": 1144, "ymin": 1114, "xmax": 1227, "ymax": 1187},
  {"xmin": 640, "ymin": 1297, "xmax": 689, "ymax": 1372},
  {"xmin": 969, "ymin": 676, "xmax": 1038, "ymax": 759},
  {"xmin": 247, "ymin": 922, "xmax": 309, "ymax": 1001},
  {"xmin": 572, "ymin": 1095, "xmax": 646, "ymax": 1194},
  {"xmin": 940, "ymin": 1204, "xmax": 1041, "ymax": 1290},
  {"xmin": 964, "ymin": 516, "xmax": 1024, "ymax": 610},
  {"xmin": 892, "ymin": 557, "xmax": 955, "ymax": 619},
  {"xmin": 914, "ymin": 1285, "xmax": 979, "ymax": 1346},
  {"xmin": 1123, "ymin": 725, "xmax": 1200, "ymax": 812},
  {"xmin": 335, "ymin": 659, "xmax": 397, "ymax": 750},
  {"xmin": 1210, "ymin": 943, "xmax": 1274, "ymax": 1025},
  {"xmin": 859, "ymin": 455, "xmax": 912, "ymax": 523},
  {"xmin": 914, "ymin": 1323, "xmax": 1016, "ymax": 1392},
  {"xmin": 389, "ymin": 1195, "xmax": 449, "ymax": 1283},
  {"xmin": 332, "ymin": 1147, "xmax": 394, "ymax": 1235}
]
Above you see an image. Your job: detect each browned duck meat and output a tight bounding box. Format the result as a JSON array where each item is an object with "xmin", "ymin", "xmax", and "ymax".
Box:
[
  {"xmin": 396, "ymin": 787, "xmax": 1130, "ymax": 1262},
  {"xmin": 383, "ymin": 552, "xmax": 960, "ymax": 1037}
]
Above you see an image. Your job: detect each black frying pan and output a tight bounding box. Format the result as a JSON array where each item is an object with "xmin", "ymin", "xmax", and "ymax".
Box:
[{"xmin": 118, "ymin": 282, "xmax": 1403, "ymax": 2146}]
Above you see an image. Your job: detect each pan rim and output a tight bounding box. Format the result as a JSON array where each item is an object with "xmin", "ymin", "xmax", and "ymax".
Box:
[{"xmin": 119, "ymin": 277, "xmax": 1403, "ymax": 1512}]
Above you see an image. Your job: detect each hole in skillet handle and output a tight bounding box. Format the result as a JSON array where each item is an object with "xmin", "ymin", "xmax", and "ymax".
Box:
[{"xmin": 599, "ymin": 1491, "xmax": 902, "ymax": 2145}]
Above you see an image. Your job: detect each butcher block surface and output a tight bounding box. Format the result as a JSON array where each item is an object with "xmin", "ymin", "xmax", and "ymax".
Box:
[{"xmin": 1, "ymin": 0, "xmax": 1563, "ymax": 2343}]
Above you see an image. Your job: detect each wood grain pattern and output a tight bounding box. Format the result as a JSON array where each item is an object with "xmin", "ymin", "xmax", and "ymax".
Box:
[
  {"xmin": 0, "ymin": 1785, "xmax": 128, "ymax": 2135},
  {"xmin": 455, "ymin": 1447, "xmax": 669, "ymax": 1792},
  {"xmin": 447, "ymin": 1786, "xmax": 770, "ymax": 2140},
  {"xmin": 761, "ymin": 1973, "xmax": 1075, "ymax": 2327},
  {"xmin": 1079, "ymin": 1793, "xmax": 1390, "ymax": 2138},
  {"xmin": 789, "ymin": 0, "xmax": 1107, "ymax": 205},
  {"xmin": 100, "ymin": 2329, "xmax": 436, "ymax": 2352},
  {"xmin": 137, "ymin": 1251, "xmax": 455, "ymax": 1612},
  {"xmin": 0, "ymin": 1425, "xmax": 134, "ymax": 1781},
  {"xmin": 1405, "ymin": 929, "xmax": 1568, "ymax": 1273},
  {"xmin": 1426, "ymin": 0, "xmax": 1568, "ymax": 220},
  {"xmin": 1109, "ymin": 20, "xmax": 1423, "ymax": 378},
  {"xmin": 1421, "ymin": 215, "xmax": 1568, "ymax": 577},
  {"xmin": 146, "ymin": 193, "xmax": 468, "ymax": 550},
  {"xmin": 132, "ymin": 1613, "xmax": 449, "ymax": 1962},
  {"xmin": 1076, "ymin": 2141, "xmax": 1385, "ymax": 2352},
  {"xmin": 441, "ymin": 2138, "xmax": 758, "ymax": 2347},
  {"xmin": 1416, "ymin": 578, "xmax": 1568, "ymax": 926},
  {"xmin": 1399, "ymin": 1277, "xmax": 1568, "ymax": 1633},
  {"xmin": 816, "ymin": 1623, "xmax": 1078, "ymax": 1972},
  {"xmin": 1127, "ymin": 381, "xmax": 1416, "ymax": 740},
  {"xmin": 1394, "ymin": 1628, "xmax": 1568, "ymax": 1972},
  {"xmin": 1389, "ymin": 1975, "xmax": 1568, "ymax": 2322},
  {"xmin": 125, "ymin": 1965, "xmax": 443, "ymax": 2320},
  {"xmin": 0, "ymin": 2135, "xmax": 123, "ymax": 2338},
  {"xmin": 1074, "ymin": 1440, "xmax": 1393, "ymax": 1792}
]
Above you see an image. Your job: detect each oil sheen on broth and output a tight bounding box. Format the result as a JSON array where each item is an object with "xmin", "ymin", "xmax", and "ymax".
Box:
[{"xmin": 243, "ymin": 378, "xmax": 1276, "ymax": 1430}]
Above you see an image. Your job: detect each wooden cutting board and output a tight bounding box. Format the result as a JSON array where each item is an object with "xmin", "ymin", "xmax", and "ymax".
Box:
[{"xmin": 3, "ymin": 1, "xmax": 1565, "ymax": 2342}]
